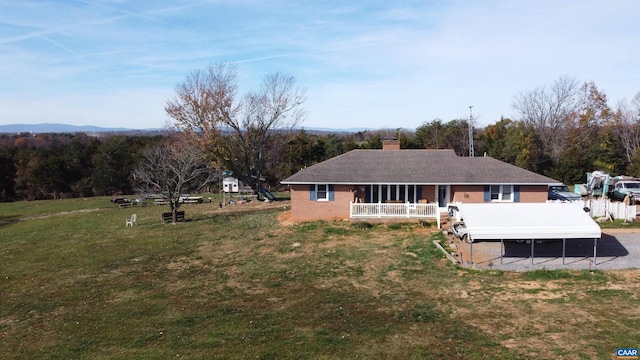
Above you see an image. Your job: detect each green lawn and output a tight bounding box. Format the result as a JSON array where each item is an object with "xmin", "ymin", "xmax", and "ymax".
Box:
[{"xmin": 1, "ymin": 197, "xmax": 638, "ymax": 359}]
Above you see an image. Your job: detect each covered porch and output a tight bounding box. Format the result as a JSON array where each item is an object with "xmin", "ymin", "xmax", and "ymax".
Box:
[{"xmin": 356, "ymin": 184, "xmax": 450, "ymax": 209}]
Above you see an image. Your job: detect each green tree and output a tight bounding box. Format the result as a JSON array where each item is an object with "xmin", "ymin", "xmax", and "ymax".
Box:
[
  {"xmin": 0, "ymin": 149, "xmax": 16, "ymax": 201},
  {"xmin": 415, "ymin": 119, "xmax": 470, "ymax": 156},
  {"xmin": 90, "ymin": 135, "xmax": 154, "ymax": 196},
  {"xmin": 479, "ymin": 120, "xmax": 547, "ymax": 173}
]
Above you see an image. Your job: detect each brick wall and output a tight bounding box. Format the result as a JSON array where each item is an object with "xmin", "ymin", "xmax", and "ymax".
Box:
[
  {"xmin": 289, "ymin": 184, "xmax": 550, "ymax": 222},
  {"xmin": 450, "ymin": 185, "xmax": 548, "ymax": 203},
  {"xmin": 517, "ymin": 185, "xmax": 548, "ymax": 202},
  {"xmin": 451, "ymin": 185, "xmax": 485, "ymax": 203},
  {"xmin": 289, "ymin": 184, "xmax": 354, "ymax": 222}
]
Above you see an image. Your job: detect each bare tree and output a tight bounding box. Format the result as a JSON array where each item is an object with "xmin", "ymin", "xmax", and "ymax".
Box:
[
  {"xmin": 512, "ymin": 75, "xmax": 580, "ymax": 161},
  {"xmin": 134, "ymin": 134, "xmax": 215, "ymax": 223},
  {"xmin": 612, "ymin": 92, "xmax": 640, "ymax": 164},
  {"xmin": 166, "ymin": 64, "xmax": 306, "ymax": 193},
  {"xmin": 165, "ymin": 64, "xmax": 238, "ymax": 152}
]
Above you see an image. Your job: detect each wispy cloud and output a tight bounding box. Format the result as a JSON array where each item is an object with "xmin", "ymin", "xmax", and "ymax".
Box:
[{"xmin": 0, "ymin": 0, "xmax": 638, "ymax": 129}]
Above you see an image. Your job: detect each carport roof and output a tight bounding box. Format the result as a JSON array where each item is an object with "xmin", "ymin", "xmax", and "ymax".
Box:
[{"xmin": 455, "ymin": 203, "xmax": 602, "ymax": 240}]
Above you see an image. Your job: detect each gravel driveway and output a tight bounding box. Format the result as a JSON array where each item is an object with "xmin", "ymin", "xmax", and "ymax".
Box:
[{"xmin": 449, "ymin": 229, "xmax": 640, "ymax": 271}]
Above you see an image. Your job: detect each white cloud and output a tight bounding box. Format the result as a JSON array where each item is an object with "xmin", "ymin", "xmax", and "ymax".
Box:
[{"xmin": 0, "ymin": 0, "xmax": 637, "ymax": 130}]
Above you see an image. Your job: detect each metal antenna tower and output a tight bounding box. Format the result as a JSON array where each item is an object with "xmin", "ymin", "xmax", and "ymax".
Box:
[{"xmin": 468, "ymin": 106, "xmax": 475, "ymax": 157}]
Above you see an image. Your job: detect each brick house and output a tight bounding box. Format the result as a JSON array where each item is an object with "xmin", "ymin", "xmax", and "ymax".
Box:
[{"xmin": 280, "ymin": 140, "xmax": 560, "ymax": 224}]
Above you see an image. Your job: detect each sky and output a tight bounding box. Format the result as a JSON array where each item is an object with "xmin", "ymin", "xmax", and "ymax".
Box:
[{"xmin": 0, "ymin": 0, "xmax": 639, "ymax": 130}]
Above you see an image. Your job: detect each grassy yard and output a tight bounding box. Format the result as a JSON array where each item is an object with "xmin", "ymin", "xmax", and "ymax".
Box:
[{"xmin": 0, "ymin": 197, "xmax": 639, "ymax": 359}]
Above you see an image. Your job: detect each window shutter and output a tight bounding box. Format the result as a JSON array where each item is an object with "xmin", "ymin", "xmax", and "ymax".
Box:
[
  {"xmin": 484, "ymin": 185, "xmax": 490, "ymax": 202},
  {"xmin": 365, "ymin": 185, "xmax": 371, "ymax": 203},
  {"xmin": 310, "ymin": 184, "xmax": 317, "ymax": 201},
  {"xmin": 328, "ymin": 184, "xmax": 334, "ymax": 201},
  {"xmin": 514, "ymin": 185, "xmax": 520, "ymax": 202},
  {"xmin": 416, "ymin": 185, "xmax": 422, "ymax": 201}
]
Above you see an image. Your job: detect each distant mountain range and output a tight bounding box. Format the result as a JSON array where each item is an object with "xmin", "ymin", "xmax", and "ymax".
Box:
[
  {"xmin": 0, "ymin": 123, "xmax": 374, "ymax": 134},
  {"xmin": 0, "ymin": 123, "xmax": 163, "ymax": 134}
]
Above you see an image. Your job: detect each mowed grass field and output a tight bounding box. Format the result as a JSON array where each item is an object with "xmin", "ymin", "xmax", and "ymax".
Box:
[{"xmin": 1, "ymin": 196, "xmax": 639, "ymax": 359}]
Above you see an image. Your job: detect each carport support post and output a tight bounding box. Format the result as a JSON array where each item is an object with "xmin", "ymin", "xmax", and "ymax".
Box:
[
  {"xmin": 530, "ymin": 239, "xmax": 534, "ymax": 267},
  {"xmin": 500, "ymin": 239, "xmax": 504, "ymax": 265}
]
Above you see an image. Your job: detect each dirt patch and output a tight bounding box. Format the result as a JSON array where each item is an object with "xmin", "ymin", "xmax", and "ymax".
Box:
[
  {"xmin": 277, "ymin": 209, "xmax": 294, "ymax": 226},
  {"xmin": 16, "ymin": 208, "xmax": 103, "ymax": 222},
  {"xmin": 602, "ymin": 228, "xmax": 640, "ymax": 234}
]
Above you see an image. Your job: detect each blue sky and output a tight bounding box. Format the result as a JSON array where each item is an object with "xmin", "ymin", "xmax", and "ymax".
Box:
[{"xmin": 1, "ymin": 0, "xmax": 638, "ymax": 130}]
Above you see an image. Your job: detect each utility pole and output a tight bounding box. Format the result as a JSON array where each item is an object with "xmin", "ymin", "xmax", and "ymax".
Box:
[{"xmin": 468, "ymin": 106, "xmax": 475, "ymax": 157}]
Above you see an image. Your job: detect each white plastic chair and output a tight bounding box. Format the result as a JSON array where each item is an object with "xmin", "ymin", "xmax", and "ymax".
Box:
[{"xmin": 126, "ymin": 214, "xmax": 137, "ymax": 227}]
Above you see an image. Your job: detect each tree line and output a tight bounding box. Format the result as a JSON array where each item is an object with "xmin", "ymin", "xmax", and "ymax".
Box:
[
  {"xmin": 0, "ymin": 134, "xmax": 162, "ymax": 201},
  {"xmin": 0, "ymin": 130, "xmax": 379, "ymax": 202},
  {"xmin": 0, "ymin": 72, "xmax": 638, "ymax": 203}
]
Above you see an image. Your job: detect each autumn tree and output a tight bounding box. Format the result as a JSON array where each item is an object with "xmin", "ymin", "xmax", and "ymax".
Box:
[
  {"xmin": 611, "ymin": 92, "xmax": 640, "ymax": 168},
  {"xmin": 166, "ymin": 63, "xmax": 306, "ymax": 193},
  {"xmin": 512, "ymin": 75, "xmax": 580, "ymax": 161},
  {"xmin": 133, "ymin": 134, "xmax": 215, "ymax": 223},
  {"xmin": 554, "ymin": 82, "xmax": 620, "ymax": 183}
]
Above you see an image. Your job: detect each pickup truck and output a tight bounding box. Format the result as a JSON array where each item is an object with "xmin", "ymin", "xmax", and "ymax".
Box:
[{"xmin": 609, "ymin": 181, "xmax": 640, "ymax": 203}]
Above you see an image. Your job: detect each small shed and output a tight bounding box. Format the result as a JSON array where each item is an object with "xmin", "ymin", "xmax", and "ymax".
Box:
[
  {"xmin": 223, "ymin": 177, "xmax": 239, "ymax": 193},
  {"xmin": 223, "ymin": 177, "xmax": 253, "ymax": 194},
  {"xmin": 454, "ymin": 203, "xmax": 602, "ymax": 265}
]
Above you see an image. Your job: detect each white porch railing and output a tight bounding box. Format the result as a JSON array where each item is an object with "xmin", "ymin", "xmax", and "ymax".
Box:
[{"xmin": 350, "ymin": 202, "xmax": 440, "ymax": 227}]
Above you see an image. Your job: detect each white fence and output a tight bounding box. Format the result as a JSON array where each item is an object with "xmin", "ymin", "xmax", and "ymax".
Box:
[
  {"xmin": 548, "ymin": 199, "xmax": 637, "ymax": 221},
  {"xmin": 350, "ymin": 202, "xmax": 440, "ymax": 227}
]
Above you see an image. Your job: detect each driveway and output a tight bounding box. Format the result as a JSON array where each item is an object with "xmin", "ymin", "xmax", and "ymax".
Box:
[{"xmin": 448, "ymin": 229, "xmax": 640, "ymax": 271}]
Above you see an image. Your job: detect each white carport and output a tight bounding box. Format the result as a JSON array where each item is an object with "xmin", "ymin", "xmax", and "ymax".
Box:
[{"xmin": 454, "ymin": 203, "xmax": 602, "ymax": 266}]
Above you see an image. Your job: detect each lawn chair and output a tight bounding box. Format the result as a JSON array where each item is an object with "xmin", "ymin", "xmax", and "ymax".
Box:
[{"xmin": 126, "ymin": 214, "xmax": 137, "ymax": 227}]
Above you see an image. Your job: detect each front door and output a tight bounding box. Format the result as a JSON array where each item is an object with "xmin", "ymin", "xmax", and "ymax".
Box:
[{"xmin": 437, "ymin": 185, "xmax": 449, "ymax": 208}]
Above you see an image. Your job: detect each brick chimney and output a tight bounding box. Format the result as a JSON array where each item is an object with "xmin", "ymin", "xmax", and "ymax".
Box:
[{"xmin": 382, "ymin": 139, "xmax": 400, "ymax": 150}]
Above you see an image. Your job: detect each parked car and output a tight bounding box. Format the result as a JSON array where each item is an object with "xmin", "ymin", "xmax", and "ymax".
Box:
[
  {"xmin": 609, "ymin": 181, "xmax": 640, "ymax": 203},
  {"xmin": 548, "ymin": 185, "xmax": 580, "ymax": 201}
]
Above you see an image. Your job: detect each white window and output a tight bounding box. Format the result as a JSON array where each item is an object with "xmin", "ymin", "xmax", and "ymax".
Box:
[
  {"xmin": 316, "ymin": 184, "xmax": 328, "ymax": 201},
  {"xmin": 491, "ymin": 185, "xmax": 514, "ymax": 202}
]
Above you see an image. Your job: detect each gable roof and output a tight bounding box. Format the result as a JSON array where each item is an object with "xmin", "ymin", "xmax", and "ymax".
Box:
[{"xmin": 281, "ymin": 149, "xmax": 560, "ymax": 185}]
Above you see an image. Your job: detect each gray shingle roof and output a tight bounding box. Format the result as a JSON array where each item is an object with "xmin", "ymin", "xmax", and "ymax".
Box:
[{"xmin": 281, "ymin": 149, "xmax": 560, "ymax": 185}]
